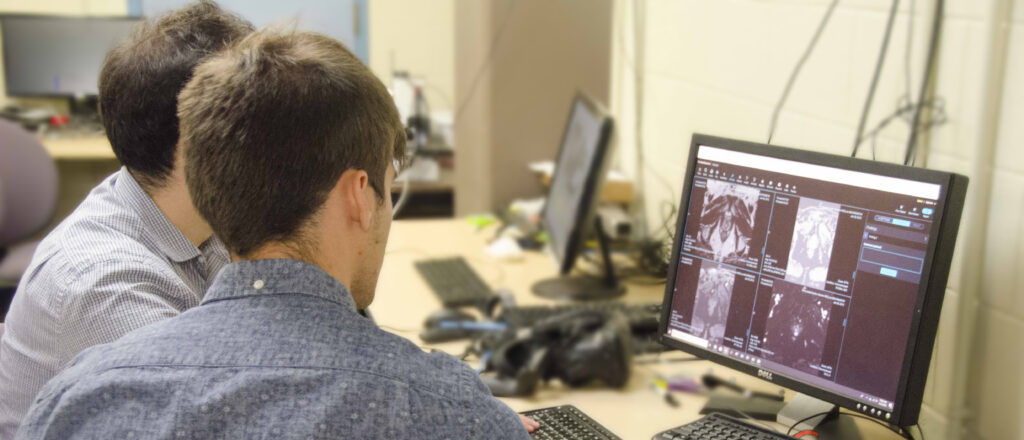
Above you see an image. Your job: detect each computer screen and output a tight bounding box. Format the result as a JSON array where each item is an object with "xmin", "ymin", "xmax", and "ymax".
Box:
[
  {"xmin": 659, "ymin": 134, "xmax": 967, "ymax": 427},
  {"xmin": 1, "ymin": 15, "xmax": 141, "ymax": 97},
  {"xmin": 541, "ymin": 93, "xmax": 613, "ymax": 276}
]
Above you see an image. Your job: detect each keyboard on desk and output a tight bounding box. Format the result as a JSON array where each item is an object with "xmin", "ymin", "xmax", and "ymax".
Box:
[
  {"xmin": 414, "ymin": 257, "xmax": 494, "ymax": 307},
  {"xmin": 653, "ymin": 412, "xmax": 793, "ymax": 440},
  {"xmin": 521, "ymin": 405, "xmax": 622, "ymax": 440}
]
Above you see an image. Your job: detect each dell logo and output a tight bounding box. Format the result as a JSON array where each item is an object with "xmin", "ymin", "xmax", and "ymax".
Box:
[{"xmin": 758, "ymin": 369, "xmax": 774, "ymax": 381}]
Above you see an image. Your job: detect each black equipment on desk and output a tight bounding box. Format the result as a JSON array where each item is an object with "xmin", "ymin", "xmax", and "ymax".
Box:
[
  {"xmin": 497, "ymin": 301, "xmax": 659, "ymax": 331},
  {"xmin": 496, "ymin": 301, "xmax": 667, "ymax": 354},
  {"xmin": 480, "ymin": 309, "xmax": 632, "ymax": 397},
  {"xmin": 418, "ymin": 308, "xmax": 510, "ymax": 343},
  {"xmin": 521, "ymin": 405, "xmax": 622, "ymax": 440},
  {"xmin": 414, "ymin": 256, "xmax": 495, "ymax": 308},
  {"xmin": 652, "ymin": 413, "xmax": 793, "ymax": 440}
]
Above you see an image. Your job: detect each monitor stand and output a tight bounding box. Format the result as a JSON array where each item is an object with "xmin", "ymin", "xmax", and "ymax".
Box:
[
  {"xmin": 776, "ymin": 393, "xmax": 866, "ymax": 439},
  {"xmin": 531, "ymin": 216, "xmax": 626, "ymax": 301},
  {"xmin": 701, "ymin": 392, "xmax": 869, "ymax": 438}
]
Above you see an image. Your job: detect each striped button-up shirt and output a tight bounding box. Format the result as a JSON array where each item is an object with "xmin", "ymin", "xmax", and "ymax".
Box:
[
  {"xmin": 16, "ymin": 258, "xmax": 530, "ymax": 440},
  {"xmin": 0, "ymin": 168, "xmax": 228, "ymax": 438}
]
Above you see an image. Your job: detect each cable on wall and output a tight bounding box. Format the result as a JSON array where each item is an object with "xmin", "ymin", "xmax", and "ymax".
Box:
[
  {"xmin": 903, "ymin": 0, "xmax": 945, "ymax": 165},
  {"xmin": 452, "ymin": 1, "xmax": 519, "ymax": 125},
  {"xmin": 850, "ymin": 0, "xmax": 901, "ymax": 158},
  {"xmin": 766, "ymin": 0, "xmax": 841, "ymax": 145}
]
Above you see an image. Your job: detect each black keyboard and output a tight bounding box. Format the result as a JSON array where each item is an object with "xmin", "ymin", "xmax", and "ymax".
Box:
[
  {"xmin": 521, "ymin": 405, "xmax": 621, "ymax": 440},
  {"xmin": 414, "ymin": 257, "xmax": 494, "ymax": 307},
  {"xmin": 652, "ymin": 413, "xmax": 793, "ymax": 440}
]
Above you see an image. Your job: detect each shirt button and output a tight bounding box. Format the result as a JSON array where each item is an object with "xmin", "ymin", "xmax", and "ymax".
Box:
[{"xmin": 253, "ymin": 279, "xmax": 265, "ymax": 289}]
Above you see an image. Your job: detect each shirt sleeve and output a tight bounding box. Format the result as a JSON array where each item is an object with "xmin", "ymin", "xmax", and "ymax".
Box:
[
  {"xmin": 460, "ymin": 362, "xmax": 532, "ymax": 440},
  {"xmin": 57, "ymin": 258, "xmax": 191, "ymax": 364}
]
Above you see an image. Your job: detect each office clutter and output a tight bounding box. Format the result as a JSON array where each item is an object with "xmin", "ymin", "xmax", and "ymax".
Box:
[
  {"xmin": 530, "ymin": 160, "xmax": 634, "ymax": 204},
  {"xmin": 478, "ymin": 309, "xmax": 633, "ymax": 397},
  {"xmin": 388, "ymin": 71, "xmax": 456, "ymax": 219},
  {"xmin": 409, "ymin": 299, "xmax": 665, "ymax": 398}
]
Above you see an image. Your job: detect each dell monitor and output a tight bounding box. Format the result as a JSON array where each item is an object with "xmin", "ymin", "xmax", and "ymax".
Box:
[
  {"xmin": 1, "ymin": 15, "xmax": 141, "ymax": 98},
  {"xmin": 658, "ymin": 134, "xmax": 967, "ymax": 435},
  {"xmin": 533, "ymin": 92, "xmax": 624, "ymax": 301}
]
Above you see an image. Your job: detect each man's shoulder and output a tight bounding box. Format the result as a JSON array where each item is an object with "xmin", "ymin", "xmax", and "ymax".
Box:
[
  {"xmin": 49, "ymin": 191, "xmax": 145, "ymax": 270},
  {"xmin": 14, "ymin": 176, "xmax": 182, "ymax": 313},
  {"xmin": 27, "ymin": 173, "xmax": 178, "ymax": 286},
  {"xmin": 356, "ymin": 326, "xmax": 488, "ymax": 401},
  {"xmin": 20, "ymin": 312, "xmax": 530, "ymax": 440},
  {"xmin": 37, "ymin": 320, "xmax": 481, "ymax": 406},
  {"xmin": 26, "ymin": 220, "xmax": 165, "ymax": 296}
]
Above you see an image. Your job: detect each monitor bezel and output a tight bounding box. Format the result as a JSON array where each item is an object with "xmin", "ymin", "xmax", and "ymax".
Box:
[
  {"xmin": 1, "ymin": 14, "xmax": 143, "ymax": 99},
  {"xmin": 657, "ymin": 133, "xmax": 967, "ymax": 427},
  {"xmin": 539, "ymin": 91, "xmax": 615, "ymax": 276}
]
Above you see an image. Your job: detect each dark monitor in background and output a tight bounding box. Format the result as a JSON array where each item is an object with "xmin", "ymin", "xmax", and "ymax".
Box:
[
  {"xmin": 1, "ymin": 15, "xmax": 141, "ymax": 98},
  {"xmin": 658, "ymin": 134, "xmax": 967, "ymax": 435},
  {"xmin": 533, "ymin": 92, "xmax": 624, "ymax": 301}
]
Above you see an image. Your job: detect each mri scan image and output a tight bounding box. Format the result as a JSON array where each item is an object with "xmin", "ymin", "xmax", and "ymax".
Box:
[
  {"xmin": 761, "ymin": 282, "xmax": 832, "ymax": 376},
  {"xmin": 691, "ymin": 261, "xmax": 736, "ymax": 346},
  {"xmin": 695, "ymin": 180, "xmax": 760, "ymax": 265},
  {"xmin": 785, "ymin": 198, "xmax": 840, "ymax": 290}
]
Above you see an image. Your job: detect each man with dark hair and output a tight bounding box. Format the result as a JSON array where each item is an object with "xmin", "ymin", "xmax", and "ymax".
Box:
[
  {"xmin": 0, "ymin": 2, "xmax": 253, "ymax": 436},
  {"xmin": 16, "ymin": 30, "xmax": 536, "ymax": 439}
]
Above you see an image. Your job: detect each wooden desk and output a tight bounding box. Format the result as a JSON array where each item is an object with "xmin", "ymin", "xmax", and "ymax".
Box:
[
  {"xmin": 41, "ymin": 136, "xmax": 116, "ymax": 160},
  {"xmin": 374, "ymin": 219, "xmax": 894, "ymax": 439},
  {"xmin": 31, "ymin": 136, "xmax": 120, "ymax": 236}
]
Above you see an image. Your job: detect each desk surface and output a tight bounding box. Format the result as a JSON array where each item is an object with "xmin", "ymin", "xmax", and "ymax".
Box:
[
  {"xmin": 41, "ymin": 136, "xmax": 117, "ymax": 160},
  {"xmin": 374, "ymin": 219, "xmax": 894, "ymax": 439}
]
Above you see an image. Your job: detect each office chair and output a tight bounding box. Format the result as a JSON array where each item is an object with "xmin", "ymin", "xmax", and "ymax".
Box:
[{"xmin": 0, "ymin": 120, "xmax": 58, "ymax": 320}]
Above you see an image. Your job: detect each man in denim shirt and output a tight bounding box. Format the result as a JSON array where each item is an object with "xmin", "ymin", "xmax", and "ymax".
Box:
[{"xmin": 17, "ymin": 30, "xmax": 535, "ymax": 439}]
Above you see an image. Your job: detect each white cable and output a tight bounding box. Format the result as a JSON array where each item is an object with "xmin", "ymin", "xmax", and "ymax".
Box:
[{"xmin": 392, "ymin": 175, "xmax": 411, "ymax": 219}]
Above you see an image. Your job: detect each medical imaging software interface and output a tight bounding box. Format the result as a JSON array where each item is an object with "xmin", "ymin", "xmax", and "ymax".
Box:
[{"xmin": 665, "ymin": 145, "xmax": 945, "ymax": 414}]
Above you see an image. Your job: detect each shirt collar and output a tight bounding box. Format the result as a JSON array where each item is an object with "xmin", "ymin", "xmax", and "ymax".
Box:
[
  {"xmin": 201, "ymin": 258, "xmax": 357, "ymax": 312},
  {"xmin": 112, "ymin": 167, "xmax": 201, "ymax": 263}
]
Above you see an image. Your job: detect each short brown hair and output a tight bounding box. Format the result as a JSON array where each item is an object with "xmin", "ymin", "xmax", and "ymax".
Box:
[
  {"xmin": 99, "ymin": 0, "xmax": 253, "ymax": 189},
  {"xmin": 180, "ymin": 30, "xmax": 406, "ymax": 257}
]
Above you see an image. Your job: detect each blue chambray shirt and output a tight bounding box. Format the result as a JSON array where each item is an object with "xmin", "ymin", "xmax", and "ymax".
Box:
[{"xmin": 15, "ymin": 259, "xmax": 530, "ymax": 440}]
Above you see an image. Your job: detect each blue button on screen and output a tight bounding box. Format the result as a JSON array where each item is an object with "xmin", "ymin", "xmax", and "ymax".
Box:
[
  {"xmin": 892, "ymin": 218, "xmax": 912, "ymax": 227},
  {"xmin": 880, "ymin": 267, "xmax": 899, "ymax": 277}
]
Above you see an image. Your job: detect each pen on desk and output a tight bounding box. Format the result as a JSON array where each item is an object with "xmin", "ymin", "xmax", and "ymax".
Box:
[
  {"xmin": 664, "ymin": 374, "xmax": 701, "ymax": 394},
  {"xmin": 650, "ymin": 377, "xmax": 680, "ymax": 407}
]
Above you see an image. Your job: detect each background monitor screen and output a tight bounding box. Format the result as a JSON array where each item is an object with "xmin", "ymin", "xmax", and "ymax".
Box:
[
  {"xmin": 1, "ymin": 15, "xmax": 141, "ymax": 97},
  {"xmin": 542, "ymin": 94, "xmax": 612, "ymax": 274},
  {"xmin": 660, "ymin": 134, "xmax": 967, "ymax": 426}
]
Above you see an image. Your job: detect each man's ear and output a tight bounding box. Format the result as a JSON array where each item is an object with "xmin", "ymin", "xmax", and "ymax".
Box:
[{"xmin": 338, "ymin": 169, "xmax": 373, "ymax": 231}]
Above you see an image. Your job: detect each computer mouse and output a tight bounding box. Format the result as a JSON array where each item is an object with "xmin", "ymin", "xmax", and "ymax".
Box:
[{"xmin": 419, "ymin": 308, "xmax": 478, "ymax": 343}]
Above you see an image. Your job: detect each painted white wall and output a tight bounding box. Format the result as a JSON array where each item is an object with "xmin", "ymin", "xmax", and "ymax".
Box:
[
  {"xmin": 610, "ymin": 1, "xmax": 1023, "ymax": 439},
  {"xmin": 368, "ymin": 0, "xmax": 455, "ymax": 111},
  {"xmin": 139, "ymin": 0, "xmax": 367, "ymax": 61}
]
